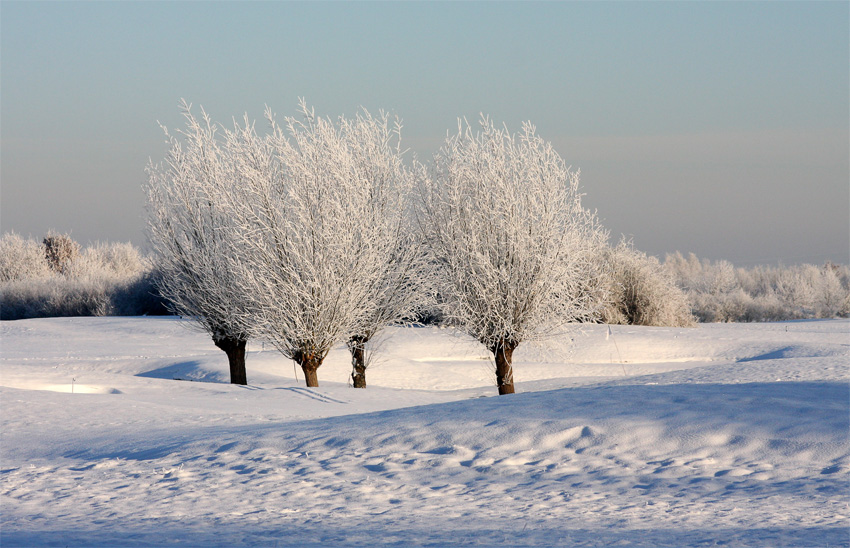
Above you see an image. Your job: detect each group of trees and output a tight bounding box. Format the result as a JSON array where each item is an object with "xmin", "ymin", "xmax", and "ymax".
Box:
[
  {"xmin": 0, "ymin": 231, "xmax": 166, "ymax": 320},
  {"xmin": 146, "ymin": 102, "xmax": 614, "ymax": 394},
  {"xmin": 147, "ymin": 101, "xmax": 430, "ymax": 390},
  {"xmin": 664, "ymin": 252, "xmax": 850, "ymax": 322},
  {"xmin": 8, "ymin": 102, "xmax": 845, "ymax": 393},
  {"xmin": 152, "ymin": 100, "xmax": 847, "ymax": 393}
]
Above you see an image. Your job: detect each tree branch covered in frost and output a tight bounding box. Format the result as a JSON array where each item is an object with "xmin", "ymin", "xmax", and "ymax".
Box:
[
  {"xmin": 218, "ymin": 101, "xmax": 420, "ymax": 387},
  {"xmin": 415, "ymin": 116, "xmax": 607, "ymax": 394}
]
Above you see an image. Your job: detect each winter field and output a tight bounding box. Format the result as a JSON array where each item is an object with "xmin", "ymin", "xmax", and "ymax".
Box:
[{"xmin": 1, "ymin": 317, "xmax": 848, "ymax": 547}]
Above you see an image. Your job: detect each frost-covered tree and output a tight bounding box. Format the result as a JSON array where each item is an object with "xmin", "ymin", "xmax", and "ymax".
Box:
[
  {"xmin": 817, "ymin": 263, "xmax": 849, "ymax": 318},
  {"xmin": 145, "ymin": 102, "xmax": 252, "ymax": 385},
  {"xmin": 221, "ymin": 101, "xmax": 415, "ymax": 388},
  {"xmin": 348, "ymin": 232, "xmax": 433, "ymax": 388},
  {"xmin": 332, "ymin": 112, "xmax": 431, "ymax": 388},
  {"xmin": 416, "ymin": 117, "xmax": 607, "ymax": 395}
]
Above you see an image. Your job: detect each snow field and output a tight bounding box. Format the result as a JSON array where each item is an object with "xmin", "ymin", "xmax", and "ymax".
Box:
[{"xmin": 1, "ymin": 317, "xmax": 848, "ymax": 547}]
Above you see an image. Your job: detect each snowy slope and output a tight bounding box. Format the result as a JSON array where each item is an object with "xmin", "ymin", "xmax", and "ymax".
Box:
[{"xmin": 1, "ymin": 317, "xmax": 848, "ymax": 547}]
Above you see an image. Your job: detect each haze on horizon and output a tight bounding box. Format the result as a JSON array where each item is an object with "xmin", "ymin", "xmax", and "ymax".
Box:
[{"xmin": 1, "ymin": 1, "xmax": 848, "ymax": 266}]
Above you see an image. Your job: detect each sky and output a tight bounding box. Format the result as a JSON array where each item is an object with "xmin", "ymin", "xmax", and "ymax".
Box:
[{"xmin": 1, "ymin": 1, "xmax": 848, "ymax": 265}]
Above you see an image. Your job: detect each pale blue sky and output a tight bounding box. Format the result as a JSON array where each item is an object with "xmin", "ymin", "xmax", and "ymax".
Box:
[{"xmin": 2, "ymin": 1, "xmax": 848, "ymax": 264}]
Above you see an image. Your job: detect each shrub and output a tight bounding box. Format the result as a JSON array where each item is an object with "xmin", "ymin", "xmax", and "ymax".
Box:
[
  {"xmin": 43, "ymin": 231, "xmax": 80, "ymax": 275},
  {"xmin": 67, "ymin": 241, "xmax": 150, "ymax": 279},
  {"xmin": 0, "ymin": 232, "xmax": 53, "ymax": 282},
  {"xmin": 598, "ymin": 242, "xmax": 695, "ymax": 327}
]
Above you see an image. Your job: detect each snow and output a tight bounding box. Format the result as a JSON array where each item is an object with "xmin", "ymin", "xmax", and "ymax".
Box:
[{"xmin": 1, "ymin": 317, "xmax": 848, "ymax": 547}]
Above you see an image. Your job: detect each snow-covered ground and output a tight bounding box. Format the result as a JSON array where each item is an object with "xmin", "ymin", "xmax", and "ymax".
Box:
[{"xmin": 1, "ymin": 317, "xmax": 848, "ymax": 547}]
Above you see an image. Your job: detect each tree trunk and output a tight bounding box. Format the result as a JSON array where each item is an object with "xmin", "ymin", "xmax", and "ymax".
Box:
[
  {"xmin": 213, "ymin": 335, "xmax": 248, "ymax": 385},
  {"xmin": 348, "ymin": 335, "xmax": 368, "ymax": 388},
  {"xmin": 296, "ymin": 353, "xmax": 323, "ymax": 388},
  {"xmin": 492, "ymin": 339, "xmax": 517, "ymax": 395}
]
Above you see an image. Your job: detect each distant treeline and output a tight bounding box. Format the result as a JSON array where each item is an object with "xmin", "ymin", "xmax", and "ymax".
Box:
[
  {"xmin": 0, "ymin": 232, "xmax": 167, "ymax": 320},
  {"xmin": 0, "ymin": 232, "xmax": 847, "ymax": 324},
  {"xmin": 664, "ymin": 252, "xmax": 850, "ymax": 322}
]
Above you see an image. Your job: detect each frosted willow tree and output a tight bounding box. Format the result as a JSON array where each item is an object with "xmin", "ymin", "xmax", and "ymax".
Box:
[
  {"xmin": 221, "ymin": 101, "xmax": 414, "ymax": 387},
  {"xmin": 145, "ymin": 102, "xmax": 252, "ymax": 385},
  {"xmin": 416, "ymin": 117, "xmax": 607, "ymax": 395},
  {"xmin": 348, "ymin": 232, "xmax": 432, "ymax": 388},
  {"xmin": 335, "ymin": 113, "xmax": 431, "ymax": 388}
]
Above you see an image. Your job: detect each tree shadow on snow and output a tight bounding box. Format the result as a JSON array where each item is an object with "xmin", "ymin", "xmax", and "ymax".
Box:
[
  {"xmin": 1, "ymin": 525, "xmax": 847, "ymax": 548},
  {"xmin": 136, "ymin": 360, "xmax": 225, "ymax": 383}
]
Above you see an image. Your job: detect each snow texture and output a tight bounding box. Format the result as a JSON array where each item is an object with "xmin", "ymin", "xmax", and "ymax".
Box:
[{"xmin": 1, "ymin": 317, "xmax": 848, "ymax": 547}]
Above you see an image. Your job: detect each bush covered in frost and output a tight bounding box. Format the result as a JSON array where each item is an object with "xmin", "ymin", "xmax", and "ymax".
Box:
[
  {"xmin": 0, "ymin": 232, "xmax": 168, "ymax": 320},
  {"xmin": 597, "ymin": 241, "xmax": 695, "ymax": 327},
  {"xmin": 0, "ymin": 232, "xmax": 53, "ymax": 283},
  {"xmin": 43, "ymin": 230, "xmax": 81, "ymax": 275},
  {"xmin": 664, "ymin": 252, "xmax": 850, "ymax": 322}
]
